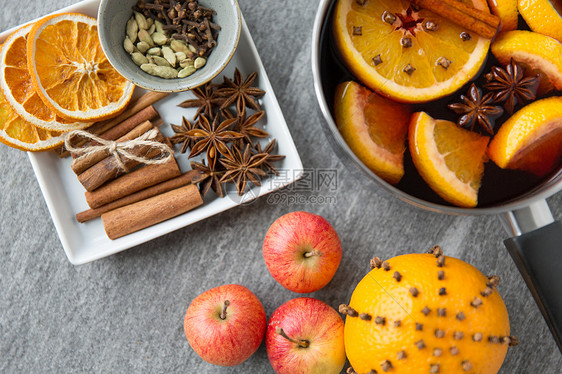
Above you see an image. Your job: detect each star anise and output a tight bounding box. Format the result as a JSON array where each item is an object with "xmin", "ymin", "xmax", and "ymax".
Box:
[
  {"xmin": 253, "ymin": 139, "xmax": 286, "ymax": 176},
  {"xmin": 484, "ymin": 59, "xmax": 539, "ymax": 115},
  {"xmin": 215, "ymin": 68, "xmax": 266, "ymax": 113},
  {"xmin": 170, "ymin": 116, "xmax": 198, "ymax": 153},
  {"xmin": 186, "ymin": 115, "xmax": 243, "ymax": 165},
  {"xmin": 190, "ymin": 160, "xmax": 226, "ymax": 198},
  {"xmin": 178, "ymin": 83, "xmax": 224, "ymax": 120},
  {"xmin": 219, "ymin": 144, "xmax": 268, "ymax": 196},
  {"xmin": 234, "ymin": 110, "xmax": 269, "ymax": 146},
  {"xmin": 448, "ymin": 84, "xmax": 504, "ymax": 135}
]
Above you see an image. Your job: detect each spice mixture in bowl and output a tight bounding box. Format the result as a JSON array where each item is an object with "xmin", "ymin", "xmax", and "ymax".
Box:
[{"xmin": 98, "ymin": 0, "xmax": 241, "ymax": 92}]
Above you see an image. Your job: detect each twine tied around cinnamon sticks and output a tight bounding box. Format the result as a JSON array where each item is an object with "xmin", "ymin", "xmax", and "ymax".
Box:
[{"xmin": 64, "ymin": 128, "xmax": 174, "ymax": 173}]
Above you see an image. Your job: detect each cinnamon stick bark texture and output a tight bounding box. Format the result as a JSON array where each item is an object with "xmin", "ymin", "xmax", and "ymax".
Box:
[
  {"xmin": 92, "ymin": 106, "xmax": 159, "ymax": 144},
  {"xmin": 71, "ymin": 119, "xmax": 160, "ymax": 175},
  {"xmin": 95, "ymin": 91, "xmax": 168, "ymax": 133},
  {"xmin": 71, "ymin": 106, "xmax": 159, "ymax": 158},
  {"xmin": 76, "ymin": 171, "xmax": 200, "ymax": 223},
  {"xmin": 85, "ymin": 157, "xmax": 182, "ymax": 209},
  {"xmin": 77, "ymin": 131, "xmax": 167, "ymax": 192},
  {"xmin": 101, "ymin": 184, "xmax": 203, "ymax": 240},
  {"xmin": 409, "ymin": 0, "xmax": 500, "ymax": 39},
  {"xmin": 59, "ymin": 91, "xmax": 169, "ymax": 157}
]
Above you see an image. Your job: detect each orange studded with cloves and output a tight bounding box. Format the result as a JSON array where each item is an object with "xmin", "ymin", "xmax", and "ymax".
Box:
[{"xmin": 342, "ymin": 248, "xmax": 514, "ymax": 374}]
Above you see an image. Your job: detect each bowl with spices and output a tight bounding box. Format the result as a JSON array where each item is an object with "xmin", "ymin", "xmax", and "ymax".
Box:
[{"xmin": 98, "ymin": 0, "xmax": 241, "ymax": 92}]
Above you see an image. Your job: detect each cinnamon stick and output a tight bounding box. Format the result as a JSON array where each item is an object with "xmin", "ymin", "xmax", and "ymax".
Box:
[
  {"xmin": 58, "ymin": 91, "xmax": 169, "ymax": 157},
  {"xmin": 71, "ymin": 106, "xmax": 160, "ymax": 158},
  {"xmin": 71, "ymin": 119, "xmax": 162, "ymax": 175},
  {"xmin": 77, "ymin": 131, "xmax": 169, "ymax": 192},
  {"xmin": 85, "ymin": 156, "xmax": 181, "ymax": 209},
  {"xmin": 76, "ymin": 171, "xmax": 200, "ymax": 223},
  {"xmin": 101, "ymin": 184, "xmax": 203, "ymax": 240},
  {"xmin": 409, "ymin": 0, "xmax": 500, "ymax": 39}
]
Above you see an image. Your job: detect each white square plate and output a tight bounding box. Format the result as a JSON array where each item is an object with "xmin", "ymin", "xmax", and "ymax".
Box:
[{"xmin": 0, "ymin": 0, "xmax": 303, "ymax": 265}]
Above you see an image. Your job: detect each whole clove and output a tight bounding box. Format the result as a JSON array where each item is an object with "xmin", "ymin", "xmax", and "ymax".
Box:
[
  {"xmin": 370, "ymin": 256, "xmax": 383, "ymax": 269},
  {"xmin": 360, "ymin": 313, "xmax": 372, "ymax": 321},
  {"xmin": 339, "ymin": 304, "xmax": 359, "ymax": 317}
]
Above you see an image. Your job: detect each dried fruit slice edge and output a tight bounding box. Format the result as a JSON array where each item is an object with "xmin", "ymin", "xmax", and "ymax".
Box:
[
  {"xmin": 26, "ymin": 13, "xmax": 134, "ymax": 122},
  {"xmin": 0, "ymin": 24, "xmax": 91, "ymax": 131}
]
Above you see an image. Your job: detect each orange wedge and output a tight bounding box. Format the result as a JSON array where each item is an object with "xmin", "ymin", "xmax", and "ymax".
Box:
[
  {"xmin": 489, "ymin": 96, "xmax": 562, "ymax": 177},
  {"xmin": 487, "ymin": 0, "xmax": 519, "ymax": 31},
  {"xmin": 333, "ymin": 0, "xmax": 491, "ymax": 103},
  {"xmin": 334, "ymin": 81, "xmax": 411, "ymax": 184},
  {"xmin": 27, "ymin": 13, "xmax": 134, "ymax": 122},
  {"xmin": 409, "ymin": 112, "xmax": 490, "ymax": 207},
  {"xmin": 491, "ymin": 30, "xmax": 562, "ymax": 93},
  {"xmin": 0, "ymin": 24, "xmax": 90, "ymax": 131},
  {"xmin": 0, "ymin": 83, "xmax": 64, "ymax": 152},
  {"xmin": 518, "ymin": 0, "xmax": 562, "ymax": 42}
]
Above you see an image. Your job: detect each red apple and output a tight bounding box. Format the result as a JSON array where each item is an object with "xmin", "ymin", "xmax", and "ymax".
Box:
[
  {"xmin": 183, "ymin": 284, "xmax": 266, "ymax": 366},
  {"xmin": 266, "ymin": 297, "xmax": 346, "ymax": 374},
  {"xmin": 263, "ymin": 211, "xmax": 342, "ymax": 293}
]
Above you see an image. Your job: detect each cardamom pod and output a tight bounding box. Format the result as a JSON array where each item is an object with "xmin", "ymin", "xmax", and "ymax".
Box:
[
  {"xmin": 187, "ymin": 44, "xmax": 197, "ymax": 54},
  {"xmin": 138, "ymin": 29, "xmax": 154, "ymax": 47},
  {"xmin": 147, "ymin": 47, "xmax": 162, "ymax": 56},
  {"xmin": 170, "ymin": 40, "xmax": 188, "ymax": 54},
  {"xmin": 155, "ymin": 20, "xmax": 165, "ymax": 35},
  {"xmin": 152, "ymin": 65, "xmax": 179, "ymax": 79},
  {"xmin": 147, "ymin": 24, "xmax": 156, "ymax": 35},
  {"xmin": 175, "ymin": 52, "xmax": 187, "ymax": 61},
  {"xmin": 126, "ymin": 17, "xmax": 138, "ymax": 43},
  {"xmin": 146, "ymin": 17, "xmax": 154, "ymax": 29},
  {"xmin": 151, "ymin": 55, "xmax": 172, "ymax": 67},
  {"xmin": 134, "ymin": 12, "xmax": 148, "ymax": 30},
  {"xmin": 162, "ymin": 46, "xmax": 177, "ymax": 67},
  {"xmin": 178, "ymin": 66, "xmax": 196, "ymax": 78},
  {"xmin": 140, "ymin": 63, "xmax": 158, "ymax": 74},
  {"xmin": 123, "ymin": 37, "xmax": 135, "ymax": 54},
  {"xmin": 152, "ymin": 32, "xmax": 168, "ymax": 46},
  {"xmin": 179, "ymin": 58, "xmax": 194, "ymax": 68},
  {"xmin": 194, "ymin": 57, "xmax": 207, "ymax": 69},
  {"xmin": 136, "ymin": 41, "xmax": 150, "ymax": 54},
  {"xmin": 132, "ymin": 52, "xmax": 149, "ymax": 66}
]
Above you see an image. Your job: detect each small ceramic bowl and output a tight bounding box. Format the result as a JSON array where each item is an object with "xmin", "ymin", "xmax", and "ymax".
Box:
[{"xmin": 98, "ymin": 0, "xmax": 241, "ymax": 92}]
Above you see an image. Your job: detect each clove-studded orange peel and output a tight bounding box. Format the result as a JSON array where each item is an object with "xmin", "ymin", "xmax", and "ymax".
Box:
[{"xmin": 341, "ymin": 246, "xmax": 516, "ymax": 374}]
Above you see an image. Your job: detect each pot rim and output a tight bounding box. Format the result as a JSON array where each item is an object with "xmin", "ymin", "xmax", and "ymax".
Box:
[{"xmin": 310, "ymin": 0, "xmax": 562, "ymax": 216}]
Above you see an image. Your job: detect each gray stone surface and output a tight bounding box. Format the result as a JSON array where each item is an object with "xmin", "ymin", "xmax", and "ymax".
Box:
[{"xmin": 1, "ymin": 0, "xmax": 561, "ymax": 373}]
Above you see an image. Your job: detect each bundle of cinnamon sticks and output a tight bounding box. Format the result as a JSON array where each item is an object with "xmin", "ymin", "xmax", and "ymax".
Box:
[{"xmin": 67, "ymin": 91, "xmax": 203, "ymax": 240}]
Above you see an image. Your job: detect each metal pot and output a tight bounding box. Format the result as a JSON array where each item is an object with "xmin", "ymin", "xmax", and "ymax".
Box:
[{"xmin": 311, "ymin": 0, "xmax": 562, "ymax": 353}]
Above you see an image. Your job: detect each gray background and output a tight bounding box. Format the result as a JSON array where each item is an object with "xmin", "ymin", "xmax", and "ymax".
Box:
[{"xmin": 1, "ymin": 0, "xmax": 561, "ymax": 373}]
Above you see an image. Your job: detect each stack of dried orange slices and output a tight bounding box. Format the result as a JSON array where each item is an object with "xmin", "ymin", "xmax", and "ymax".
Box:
[
  {"xmin": 0, "ymin": 13, "xmax": 134, "ymax": 152},
  {"xmin": 332, "ymin": 0, "xmax": 562, "ymax": 208}
]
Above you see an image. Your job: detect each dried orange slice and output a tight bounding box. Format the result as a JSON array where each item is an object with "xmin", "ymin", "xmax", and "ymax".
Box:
[
  {"xmin": 0, "ymin": 24, "xmax": 90, "ymax": 131},
  {"xmin": 409, "ymin": 112, "xmax": 490, "ymax": 207},
  {"xmin": 333, "ymin": 0, "xmax": 491, "ymax": 103},
  {"xmin": 334, "ymin": 81, "xmax": 411, "ymax": 184},
  {"xmin": 0, "ymin": 81, "xmax": 64, "ymax": 152},
  {"xmin": 27, "ymin": 13, "xmax": 134, "ymax": 122},
  {"xmin": 488, "ymin": 96, "xmax": 562, "ymax": 177}
]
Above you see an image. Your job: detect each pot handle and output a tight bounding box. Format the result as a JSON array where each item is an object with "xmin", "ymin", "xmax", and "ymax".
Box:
[{"xmin": 499, "ymin": 199, "xmax": 562, "ymax": 353}]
